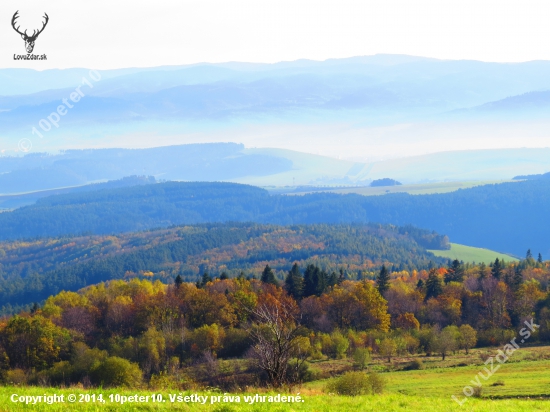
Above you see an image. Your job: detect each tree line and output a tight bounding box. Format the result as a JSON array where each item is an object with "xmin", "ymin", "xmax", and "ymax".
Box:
[{"xmin": 1, "ymin": 254, "xmax": 549, "ymax": 389}]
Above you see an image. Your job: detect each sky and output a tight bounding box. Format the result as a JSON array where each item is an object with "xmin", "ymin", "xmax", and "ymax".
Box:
[{"xmin": 1, "ymin": 0, "xmax": 550, "ymax": 69}]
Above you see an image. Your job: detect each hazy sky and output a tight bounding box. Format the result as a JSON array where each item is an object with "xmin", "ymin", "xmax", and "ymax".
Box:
[{"xmin": 1, "ymin": 0, "xmax": 550, "ymax": 69}]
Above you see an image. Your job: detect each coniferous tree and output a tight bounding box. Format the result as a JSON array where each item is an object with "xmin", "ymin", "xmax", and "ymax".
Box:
[
  {"xmin": 425, "ymin": 269, "xmax": 443, "ymax": 301},
  {"xmin": 284, "ymin": 263, "xmax": 303, "ymax": 300},
  {"xmin": 479, "ymin": 262, "xmax": 487, "ymax": 280},
  {"xmin": 175, "ymin": 274, "xmax": 183, "ymax": 289},
  {"xmin": 219, "ymin": 272, "xmax": 229, "ymax": 280},
  {"xmin": 445, "ymin": 259, "xmax": 464, "ymax": 284},
  {"xmin": 261, "ymin": 265, "xmax": 278, "ymax": 285},
  {"xmin": 511, "ymin": 265, "xmax": 523, "ymax": 292},
  {"xmin": 313, "ymin": 268, "xmax": 327, "ymax": 296},
  {"xmin": 338, "ymin": 269, "xmax": 346, "ymax": 284},
  {"xmin": 203, "ymin": 272, "xmax": 212, "ymax": 284},
  {"xmin": 328, "ymin": 271, "xmax": 339, "ymax": 287},
  {"xmin": 538, "ymin": 253, "xmax": 543, "ymax": 263},
  {"xmin": 303, "ymin": 264, "xmax": 326, "ymax": 297},
  {"xmin": 376, "ymin": 265, "xmax": 390, "ymax": 295},
  {"xmin": 416, "ymin": 279, "xmax": 424, "ymax": 290},
  {"xmin": 491, "ymin": 258, "xmax": 503, "ymax": 280},
  {"xmin": 303, "ymin": 264, "xmax": 314, "ymax": 297},
  {"xmin": 526, "ymin": 249, "xmax": 533, "ymax": 259}
]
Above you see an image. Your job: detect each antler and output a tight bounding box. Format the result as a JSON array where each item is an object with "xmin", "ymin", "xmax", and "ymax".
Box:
[
  {"xmin": 30, "ymin": 13, "xmax": 49, "ymax": 39},
  {"xmin": 11, "ymin": 11, "xmax": 27, "ymax": 37}
]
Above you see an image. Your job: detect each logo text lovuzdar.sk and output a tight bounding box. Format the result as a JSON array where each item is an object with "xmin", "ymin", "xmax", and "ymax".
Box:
[{"xmin": 11, "ymin": 11, "xmax": 49, "ymax": 60}]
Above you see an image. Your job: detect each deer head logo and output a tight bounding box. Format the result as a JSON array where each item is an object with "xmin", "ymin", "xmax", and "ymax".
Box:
[{"xmin": 11, "ymin": 11, "xmax": 49, "ymax": 54}]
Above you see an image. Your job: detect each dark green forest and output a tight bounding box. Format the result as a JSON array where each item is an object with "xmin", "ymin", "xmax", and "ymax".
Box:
[{"xmin": 0, "ymin": 180, "xmax": 548, "ymax": 255}]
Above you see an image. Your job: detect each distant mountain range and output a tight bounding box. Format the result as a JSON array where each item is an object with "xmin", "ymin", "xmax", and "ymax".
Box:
[{"xmin": 1, "ymin": 55, "xmax": 550, "ymax": 161}]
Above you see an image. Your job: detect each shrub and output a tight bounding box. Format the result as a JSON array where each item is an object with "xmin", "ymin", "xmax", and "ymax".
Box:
[
  {"xmin": 491, "ymin": 380, "xmax": 505, "ymax": 387},
  {"xmin": 90, "ymin": 356, "xmax": 142, "ymax": 387},
  {"xmin": 149, "ymin": 371, "xmax": 194, "ymax": 390},
  {"xmin": 319, "ymin": 333, "xmax": 334, "ymax": 357},
  {"xmin": 472, "ymin": 386, "xmax": 483, "ymax": 398},
  {"xmin": 326, "ymin": 371, "xmax": 369, "ymax": 396},
  {"xmin": 45, "ymin": 361, "xmax": 73, "ymax": 385},
  {"xmin": 326, "ymin": 371, "xmax": 386, "ymax": 396},
  {"xmin": 403, "ymin": 359, "xmax": 424, "ymax": 370},
  {"xmin": 366, "ymin": 372, "xmax": 386, "ymax": 394},
  {"xmin": 286, "ymin": 360, "xmax": 315, "ymax": 383},
  {"xmin": 479, "ymin": 352, "xmax": 491, "ymax": 362},
  {"xmin": 331, "ymin": 331, "xmax": 350, "ymax": 359},
  {"xmin": 5, "ymin": 369, "xmax": 27, "ymax": 386}
]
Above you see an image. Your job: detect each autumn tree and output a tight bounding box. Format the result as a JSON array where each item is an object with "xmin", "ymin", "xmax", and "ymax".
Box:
[
  {"xmin": 379, "ymin": 338, "xmax": 397, "ymax": 362},
  {"xmin": 458, "ymin": 324, "xmax": 477, "ymax": 354},
  {"xmin": 179, "ymin": 284, "xmax": 237, "ymax": 328},
  {"xmin": 324, "ymin": 282, "xmax": 390, "ymax": 332},
  {"xmin": 433, "ymin": 326, "xmax": 457, "ymax": 360},
  {"xmin": 353, "ymin": 347, "xmax": 371, "ymax": 370},
  {"xmin": 247, "ymin": 293, "xmax": 306, "ymax": 387},
  {"xmin": 393, "ymin": 313, "xmax": 420, "ymax": 331},
  {"xmin": 0, "ymin": 315, "xmax": 71, "ymax": 370},
  {"xmin": 480, "ymin": 277, "xmax": 511, "ymax": 328}
]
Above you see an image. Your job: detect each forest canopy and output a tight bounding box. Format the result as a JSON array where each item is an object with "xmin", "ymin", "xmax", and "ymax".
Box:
[
  {"xmin": 0, "ymin": 179, "xmax": 547, "ymax": 255},
  {"xmin": 0, "ymin": 223, "xmax": 448, "ymax": 314}
]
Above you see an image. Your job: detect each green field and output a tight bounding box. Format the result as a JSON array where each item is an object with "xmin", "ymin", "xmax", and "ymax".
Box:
[
  {"xmin": 429, "ymin": 243, "xmax": 519, "ymax": 264},
  {"xmin": 2, "ymin": 347, "xmax": 550, "ymax": 411},
  {"xmin": 1, "ymin": 386, "xmax": 548, "ymax": 412}
]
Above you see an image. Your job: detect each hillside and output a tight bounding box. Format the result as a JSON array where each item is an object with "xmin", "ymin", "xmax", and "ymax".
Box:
[
  {"xmin": 0, "ymin": 180, "xmax": 548, "ymax": 257},
  {"xmin": 0, "ymin": 223, "xmax": 447, "ymax": 313},
  {"xmin": 1, "ymin": 145, "xmax": 549, "ymax": 195}
]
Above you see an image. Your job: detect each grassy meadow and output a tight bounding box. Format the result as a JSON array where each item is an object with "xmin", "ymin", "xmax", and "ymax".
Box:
[
  {"xmin": 2, "ymin": 346, "xmax": 550, "ymax": 411},
  {"xmin": 428, "ymin": 243, "xmax": 519, "ymax": 264}
]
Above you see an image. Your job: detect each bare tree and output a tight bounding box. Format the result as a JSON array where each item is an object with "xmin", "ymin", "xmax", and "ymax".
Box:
[{"xmin": 247, "ymin": 295, "xmax": 307, "ymax": 387}]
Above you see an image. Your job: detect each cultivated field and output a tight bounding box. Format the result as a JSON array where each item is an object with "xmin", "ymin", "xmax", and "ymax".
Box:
[{"xmin": 277, "ymin": 180, "xmax": 513, "ymax": 197}]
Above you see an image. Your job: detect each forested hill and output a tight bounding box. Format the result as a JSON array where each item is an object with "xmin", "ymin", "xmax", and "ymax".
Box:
[
  {"xmin": 0, "ymin": 180, "xmax": 548, "ymax": 255},
  {"xmin": 0, "ymin": 223, "xmax": 446, "ymax": 314}
]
